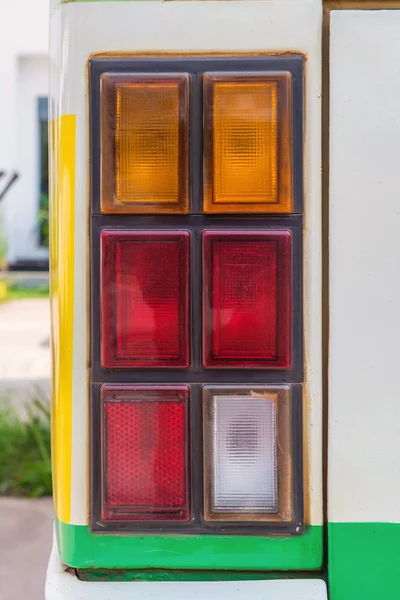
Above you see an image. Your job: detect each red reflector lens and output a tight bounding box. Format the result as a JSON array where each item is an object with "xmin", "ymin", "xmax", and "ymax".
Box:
[
  {"xmin": 101, "ymin": 231, "xmax": 190, "ymax": 368},
  {"xmin": 102, "ymin": 385, "xmax": 190, "ymax": 522},
  {"xmin": 202, "ymin": 231, "xmax": 291, "ymax": 368}
]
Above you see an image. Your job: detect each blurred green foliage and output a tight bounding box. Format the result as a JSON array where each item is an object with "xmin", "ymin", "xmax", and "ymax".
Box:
[
  {"xmin": 6, "ymin": 283, "xmax": 49, "ymax": 301},
  {"xmin": 39, "ymin": 192, "xmax": 49, "ymax": 248},
  {"xmin": 0, "ymin": 216, "xmax": 8, "ymax": 269},
  {"xmin": 0, "ymin": 399, "xmax": 52, "ymax": 497}
]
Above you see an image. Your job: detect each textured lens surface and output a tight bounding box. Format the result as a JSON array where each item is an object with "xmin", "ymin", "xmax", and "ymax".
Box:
[
  {"xmin": 212, "ymin": 394, "xmax": 278, "ymax": 513},
  {"xmin": 101, "ymin": 231, "xmax": 190, "ymax": 369},
  {"xmin": 102, "ymin": 386, "xmax": 189, "ymax": 522},
  {"xmin": 202, "ymin": 231, "xmax": 291, "ymax": 368}
]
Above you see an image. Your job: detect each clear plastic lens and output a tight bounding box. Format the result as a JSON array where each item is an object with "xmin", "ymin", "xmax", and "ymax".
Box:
[
  {"xmin": 203, "ymin": 385, "xmax": 294, "ymax": 523},
  {"xmin": 212, "ymin": 395, "xmax": 278, "ymax": 513}
]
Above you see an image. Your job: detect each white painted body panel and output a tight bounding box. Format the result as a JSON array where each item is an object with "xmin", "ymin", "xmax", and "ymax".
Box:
[
  {"xmin": 329, "ymin": 10, "xmax": 400, "ymax": 524},
  {"xmin": 45, "ymin": 533, "xmax": 328, "ymax": 600},
  {"xmin": 0, "ymin": 0, "xmax": 49, "ymax": 263},
  {"xmin": 50, "ymin": 0, "xmax": 322, "ymax": 527}
]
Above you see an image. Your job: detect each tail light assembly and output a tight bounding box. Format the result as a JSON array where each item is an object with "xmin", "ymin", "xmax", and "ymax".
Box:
[{"xmin": 90, "ymin": 56, "xmax": 304, "ymax": 536}]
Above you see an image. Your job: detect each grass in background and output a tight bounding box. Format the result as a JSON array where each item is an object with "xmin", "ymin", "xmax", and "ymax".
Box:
[
  {"xmin": 6, "ymin": 284, "xmax": 49, "ymax": 301},
  {"xmin": 7, "ymin": 285, "xmax": 49, "ymax": 300},
  {"xmin": 0, "ymin": 399, "xmax": 52, "ymax": 497},
  {"xmin": 0, "ymin": 283, "xmax": 49, "ymax": 303}
]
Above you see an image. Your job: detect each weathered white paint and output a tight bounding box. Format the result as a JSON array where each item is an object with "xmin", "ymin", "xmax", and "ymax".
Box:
[
  {"xmin": 0, "ymin": 0, "xmax": 49, "ymax": 263},
  {"xmin": 45, "ymin": 533, "xmax": 328, "ymax": 600},
  {"xmin": 51, "ymin": 0, "xmax": 322, "ymax": 527},
  {"xmin": 329, "ymin": 10, "xmax": 400, "ymax": 524}
]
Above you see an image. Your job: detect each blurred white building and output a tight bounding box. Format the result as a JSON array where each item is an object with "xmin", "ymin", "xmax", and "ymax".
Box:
[{"xmin": 0, "ymin": 0, "xmax": 49, "ymax": 269}]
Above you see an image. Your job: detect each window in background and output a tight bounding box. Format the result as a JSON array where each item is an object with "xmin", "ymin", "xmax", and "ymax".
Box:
[{"xmin": 38, "ymin": 97, "xmax": 49, "ymax": 248}]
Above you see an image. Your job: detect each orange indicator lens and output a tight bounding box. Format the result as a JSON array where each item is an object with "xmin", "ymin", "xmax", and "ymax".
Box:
[
  {"xmin": 101, "ymin": 73, "xmax": 189, "ymax": 214},
  {"xmin": 203, "ymin": 72, "xmax": 292, "ymax": 214}
]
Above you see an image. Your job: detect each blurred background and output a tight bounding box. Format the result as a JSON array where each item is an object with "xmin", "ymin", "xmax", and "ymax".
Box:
[{"xmin": 0, "ymin": 0, "xmax": 53, "ymax": 598}]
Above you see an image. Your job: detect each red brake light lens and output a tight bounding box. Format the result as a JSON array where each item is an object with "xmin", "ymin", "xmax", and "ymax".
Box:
[
  {"xmin": 102, "ymin": 385, "xmax": 190, "ymax": 522},
  {"xmin": 202, "ymin": 231, "xmax": 292, "ymax": 369},
  {"xmin": 101, "ymin": 230, "xmax": 190, "ymax": 368}
]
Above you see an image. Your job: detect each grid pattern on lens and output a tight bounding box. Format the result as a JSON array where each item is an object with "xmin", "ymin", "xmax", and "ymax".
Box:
[
  {"xmin": 213, "ymin": 81, "xmax": 278, "ymax": 205},
  {"xmin": 90, "ymin": 56, "xmax": 304, "ymax": 533},
  {"xmin": 212, "ymin": 395, "xmax": 278, "ymax": 512},
  {"xmin": 115, "ymin": 83, "xmax": 180, "ymax": 204},
  {"xmin": 103, "ymin": 395, "xmax": 188, "ymax": 521},
  {"xmin": 211, "ymin": 239, "xmax": 278, "ymax": 360},
  {"xmin": 115, "ymin": 239, "xmax": 182, "ymax": 360}
]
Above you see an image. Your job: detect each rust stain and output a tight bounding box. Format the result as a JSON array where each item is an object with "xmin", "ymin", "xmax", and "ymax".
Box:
[
  {"xmin": 325, "ymin": 0, "xmax": 400, "ymax": 8},
  {"xmin": 88, "ymin": 50, "xmax": 308, "ymax": 61}
]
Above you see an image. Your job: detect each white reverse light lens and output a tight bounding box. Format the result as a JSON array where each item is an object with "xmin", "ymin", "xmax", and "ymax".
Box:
[{"xmin": 212, "ymin": 395, "xmax": 278, "ymax": 513}]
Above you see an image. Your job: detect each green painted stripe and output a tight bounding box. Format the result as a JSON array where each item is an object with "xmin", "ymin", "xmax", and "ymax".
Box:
[
  {"xmin": 328, "ymin": 522, "xmax": 400, "ymax": 600},
  {"xmin": 56, "ymin": 519, "xmax": 323, "ymax": 571}
]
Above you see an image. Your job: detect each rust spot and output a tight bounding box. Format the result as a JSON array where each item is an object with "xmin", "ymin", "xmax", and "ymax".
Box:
[{"xmin": 88, "ymin": 50, "xmax": 308, "ymax": 62}]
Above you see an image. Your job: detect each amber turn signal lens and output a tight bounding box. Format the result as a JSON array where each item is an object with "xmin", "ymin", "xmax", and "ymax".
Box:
[
  {"xmin": 100, "ymin": 73, "xmax": 189, "ymax": 214},
  {"xmin": 203, "ymin": 72, "xmax": 292, "ymax": 214}
]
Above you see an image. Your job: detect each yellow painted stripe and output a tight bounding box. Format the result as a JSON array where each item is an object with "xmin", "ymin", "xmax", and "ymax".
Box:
[{"xmin": 50, "ymin": 115, "xmax": 76, "ymax": 523}]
